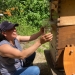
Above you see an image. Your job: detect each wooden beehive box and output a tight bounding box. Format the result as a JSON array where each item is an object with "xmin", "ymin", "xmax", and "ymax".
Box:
[{"xmin": 50, "ymin": 0, "xmax": 75, "ymax": 69}]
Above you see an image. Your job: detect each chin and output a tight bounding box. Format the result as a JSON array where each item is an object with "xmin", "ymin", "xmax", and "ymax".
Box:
[
  {"xmin": 12, "ymin": 36, "xmax": 17, "ymax": 39},
  {"xmin": 12, "ymin": 34, "xmax": 17, "ymax": 39}
]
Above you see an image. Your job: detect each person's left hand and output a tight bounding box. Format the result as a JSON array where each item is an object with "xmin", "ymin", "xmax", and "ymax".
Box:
[{"xmin": 40, "ymin": 27, "xmax": 44, "ymax": 35}]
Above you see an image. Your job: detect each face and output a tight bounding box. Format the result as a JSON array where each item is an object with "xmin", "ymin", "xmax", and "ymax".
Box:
[{"xmin": 2, "ymin": 27, "xmax": 18, "ymax": 40}]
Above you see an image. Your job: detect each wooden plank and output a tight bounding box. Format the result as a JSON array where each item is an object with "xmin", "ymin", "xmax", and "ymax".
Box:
[
  {"xmin": 57, "ymin": 0, "xmax": 75, "ymax": 26},
  {"xmin": 63, "ymin": 45, "xmax": 75, "ymax": 75},
  {"xmin": 57, "ymin": 16, "xmax": 75, "ymax": 26},
  {"xmin": 56, "ymin": 25, "xmax": 75, "ymax": 49}
]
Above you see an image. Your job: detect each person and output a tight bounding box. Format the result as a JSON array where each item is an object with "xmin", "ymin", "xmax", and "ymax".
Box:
[{"xmin": 0, "ymin": 21, "xmax": 53, "ymax": 75}]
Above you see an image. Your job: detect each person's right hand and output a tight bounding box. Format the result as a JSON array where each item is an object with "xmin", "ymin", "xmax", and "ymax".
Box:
[{"xmin": 39, "ymin": 32, "xmax": 53, "ymax": 44}]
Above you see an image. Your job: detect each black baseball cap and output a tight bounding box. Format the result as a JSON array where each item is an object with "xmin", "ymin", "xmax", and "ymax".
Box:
[{"xmin": 0, "ymin": 21, "xmax": 18, "ymax": 31}]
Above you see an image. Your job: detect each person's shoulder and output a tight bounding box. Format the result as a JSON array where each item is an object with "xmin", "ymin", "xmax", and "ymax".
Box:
[{"xmin": 0, "ymin": 40, "xmax": 9, "ymax": 46}]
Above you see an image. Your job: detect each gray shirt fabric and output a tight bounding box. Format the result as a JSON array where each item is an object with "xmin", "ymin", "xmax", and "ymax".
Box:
[{"xmin": 0, "ymin": 39, "xmax": 23, "ymax": 75}]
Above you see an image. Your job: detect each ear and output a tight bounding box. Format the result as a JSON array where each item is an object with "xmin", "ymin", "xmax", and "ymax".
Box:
[{"xmin": 2, "ymin": 32, "xmax": 6, "ymax": 37}]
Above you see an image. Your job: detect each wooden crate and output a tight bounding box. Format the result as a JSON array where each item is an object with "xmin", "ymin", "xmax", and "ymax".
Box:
[
  {"xmin": 50, "ymin": 0, "xmax": 75, "ymax": 69},
  {"xmin": 50, "ymin": 25, "xmax": 75, "ymax": 69}
]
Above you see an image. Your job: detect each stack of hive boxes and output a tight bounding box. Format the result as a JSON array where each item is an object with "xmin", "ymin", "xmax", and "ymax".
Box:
[{"xmin": 50, "ymin": 0, "xmax": 75, "ymax": 69}]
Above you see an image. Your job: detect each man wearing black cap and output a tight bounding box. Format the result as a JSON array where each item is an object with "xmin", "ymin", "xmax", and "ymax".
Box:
[{"xmin": 0, "ymin": 21, "xmax": 53, "ymax": 75}]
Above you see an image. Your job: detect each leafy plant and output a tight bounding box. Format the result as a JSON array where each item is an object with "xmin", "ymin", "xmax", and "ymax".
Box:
[{"xmin": 0, "ymin": 0, "xmax": 50, "ymax": 35}]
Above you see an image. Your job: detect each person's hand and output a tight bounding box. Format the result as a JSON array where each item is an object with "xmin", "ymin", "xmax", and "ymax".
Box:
[
  {"xmin": 39, "ymin": 32, "xmax": 53, "ymax": 44},
  {"xmin": 40, "ymin": 27, "xmax": 44, "ymax": 35}
]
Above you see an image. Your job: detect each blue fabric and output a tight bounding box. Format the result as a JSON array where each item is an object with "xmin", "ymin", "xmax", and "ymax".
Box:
[{"xmin": 12, "ymin": 66, "xmax": 40, "ymax": 75}]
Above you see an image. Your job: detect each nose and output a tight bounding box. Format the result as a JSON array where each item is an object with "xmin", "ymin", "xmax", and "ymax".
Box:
[{"xmin": 13, "ymin": 27, "xmax": 16, "ymax": 31}]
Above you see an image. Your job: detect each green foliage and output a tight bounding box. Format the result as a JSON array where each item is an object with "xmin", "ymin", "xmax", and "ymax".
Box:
[
  {"xmin": 0, "ymin": 0, "xmax": 50, "ymax": 35},
  {"xmin": 0, "ymin": 16, "xmax": 39, "ymax": 35}
]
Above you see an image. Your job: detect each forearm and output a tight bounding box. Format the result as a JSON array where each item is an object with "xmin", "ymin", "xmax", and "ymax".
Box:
[
  {"xmin": 30, "ymin": 31, "xmax": 42, "ymax": 41},
  {"xmin": 21, "ymin": 40, "xmax": 41, "ymax": 59},
  {"xmin": 17, "ymin": 32, "xmax": 42, "ymax": 42}
]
